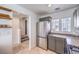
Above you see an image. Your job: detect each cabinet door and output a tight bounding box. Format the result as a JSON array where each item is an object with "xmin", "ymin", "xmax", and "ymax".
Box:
[
  {"xmin": 0, "ymin": 29, "xmax": 12, "ymax": 53},
  {"xmin": 56, "ymin": 37, "xmax": 65, "ymax": 54},
  {"xmin": 48, "ymin": 36, "xmax": 55, "ymax": 51}
]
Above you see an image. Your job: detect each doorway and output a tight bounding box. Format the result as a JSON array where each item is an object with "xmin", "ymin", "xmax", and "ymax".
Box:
[
  {"xmin": 13, "ymin": 14, "xmax": 29, "ymax": 53},
  {"xmin": 20, "ymin": 17, "xmax": 29, "ymax": 42}
]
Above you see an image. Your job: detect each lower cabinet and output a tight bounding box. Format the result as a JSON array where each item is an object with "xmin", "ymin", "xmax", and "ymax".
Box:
[
  {"xmin": 48, "ymin": 35, "xmax": 66, "ymax": 54},
  {"xmin": 55, "ymin": 37, "xmax": 65, "ymax": 54},
  {"xmin": 0, "ymin": 29, "xmax": 12, "ymax": 53},
  {"xmin": 48, "ymin": 36, "xmax": 55, "ymax": 51}
]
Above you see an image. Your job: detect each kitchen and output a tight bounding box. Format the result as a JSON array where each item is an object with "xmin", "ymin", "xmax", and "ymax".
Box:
[
  {"xmin": 36, "ymin": 5, "xmax": 79, "ymax": 54},
  {"xmin": 0, "ymin": 4, "xmax": 79, "ymax": 54}
]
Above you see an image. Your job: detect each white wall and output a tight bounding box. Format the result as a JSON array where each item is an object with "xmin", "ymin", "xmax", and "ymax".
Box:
[
  {"xmin": 40, "ymin": 7, "xmax": 77, "ymax": 19},
  {"xmin": 0, "ymin": 4, "xmax": 38, "ymax": 49},
  {"xmin": 12, "ymin": 16, "xmax": 21, "ymax": 47}
]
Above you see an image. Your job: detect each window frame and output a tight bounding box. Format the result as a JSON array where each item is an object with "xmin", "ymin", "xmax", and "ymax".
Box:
[
  {"xmin": 50, "ymin": 17, "xmax": 72, "ymax": 33},
  {"xmin": 61, "ymin": 17, "xmax": 72, "ymax": 32},
  {"xmin": 51, "ymin": 18, "xmax": 60, "ymax": 32}
]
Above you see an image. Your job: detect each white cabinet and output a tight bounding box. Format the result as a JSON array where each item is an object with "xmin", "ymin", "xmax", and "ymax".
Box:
[{"xmin": 0, "ymin": 28, "xmax": 12, "ymax": 53}]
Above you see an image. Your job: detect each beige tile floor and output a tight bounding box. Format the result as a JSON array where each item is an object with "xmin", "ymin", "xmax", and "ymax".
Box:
[
  {"xmin": 13, "ymin": 40, "xmax": 56, "ymax": 54},
  {"xmin": 17, "ymin": 47, "xmax": 56, "ymax": 54},
  {"xmin": 13, "ymin": 40, "xmax": 29, "ymax": 53}
]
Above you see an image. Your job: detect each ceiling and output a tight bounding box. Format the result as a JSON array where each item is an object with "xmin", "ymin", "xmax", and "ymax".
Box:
[{"xmin": 19, "ymin": 4, "xmax": 79, "ymax": 15}]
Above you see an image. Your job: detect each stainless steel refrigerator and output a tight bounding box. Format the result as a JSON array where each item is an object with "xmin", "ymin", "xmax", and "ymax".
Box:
[{"xmin": 37, "ymin": 17, "xmax": 51, "ymax": 50}]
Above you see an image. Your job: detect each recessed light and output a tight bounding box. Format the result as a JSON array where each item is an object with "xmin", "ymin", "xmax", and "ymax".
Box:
[
  {"xmin": 55, "ymin": 8, "xmax": 60, "ymax": 10},
  {"xmin": 48, "ymin": 4, "xmax": 52, "ymax": 7}
]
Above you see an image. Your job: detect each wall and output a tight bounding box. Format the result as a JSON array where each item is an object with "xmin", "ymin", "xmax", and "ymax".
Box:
[
  {"xmin": 12, "ymin": 16, "xmax": 21, "ymax": 47},
  {"xmin": 40, "ymin": 7, "xmax": 78, "ymax": 18},
  {"xmin": 39, "ymin": 6, "xmax": 79, "ymax": 35},
  {"xmin": 0, "ymin": 4, "xmax": 38, "ymax": 49}
]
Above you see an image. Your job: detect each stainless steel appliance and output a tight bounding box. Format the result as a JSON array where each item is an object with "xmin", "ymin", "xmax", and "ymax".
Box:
[{"xmin": 37, "ymin": 17, "xmax": 51, "ymax": 50}]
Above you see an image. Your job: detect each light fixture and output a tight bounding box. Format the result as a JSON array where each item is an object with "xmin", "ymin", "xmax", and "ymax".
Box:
[
  {"xmin": 55, "ymin": 7, "xmax": 60, "ymax": 10},
  {"xmin": 48, "ymin": 4, "xmax": 52, "ymax": 7}
]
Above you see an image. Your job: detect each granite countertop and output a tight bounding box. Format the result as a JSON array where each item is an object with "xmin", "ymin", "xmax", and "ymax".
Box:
[
  {"xmin": 49, "ymin": 34, "xmax": 67, "ymax": 38},
  {"xmin": 48, "ymin": 34, "xmax": 79, "ymax": 47},
  {"xmin": 50, "ymin": 32, "xmax": 79, "ymax": 37}
]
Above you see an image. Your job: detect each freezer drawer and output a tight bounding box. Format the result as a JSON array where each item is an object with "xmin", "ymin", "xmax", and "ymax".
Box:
[{"xmin": 38, "ymin": 37, "xmax": 47, "ymax": 50}]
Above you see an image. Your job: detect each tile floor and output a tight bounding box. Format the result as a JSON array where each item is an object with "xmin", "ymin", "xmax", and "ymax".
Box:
[
  {"xmin": 17, "ymin": 47, "xmax": 56, "ymax": 54},
  {"xmin": 13, "ymin": 40, "xmax": 56, "ymax": 54}
]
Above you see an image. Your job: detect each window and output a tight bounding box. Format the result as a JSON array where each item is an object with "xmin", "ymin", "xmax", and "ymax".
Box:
[
  {"xmin": 51, "ymin": 17, "xmax": 71, "ymax": 32},
  {"xmin": 61, "ymin": 17, "xmax": 71, "ymax": 32},
  {"xmin": 74, "ymin": 9, "xmax": 79, "ymax": 28},
  {"xmin": 51, "ymin": 19, "xmax": 59, "ymax": 32},
  {"xmin": 73, "ymin": 9, "xmax": 77, "ymax": 28}
]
